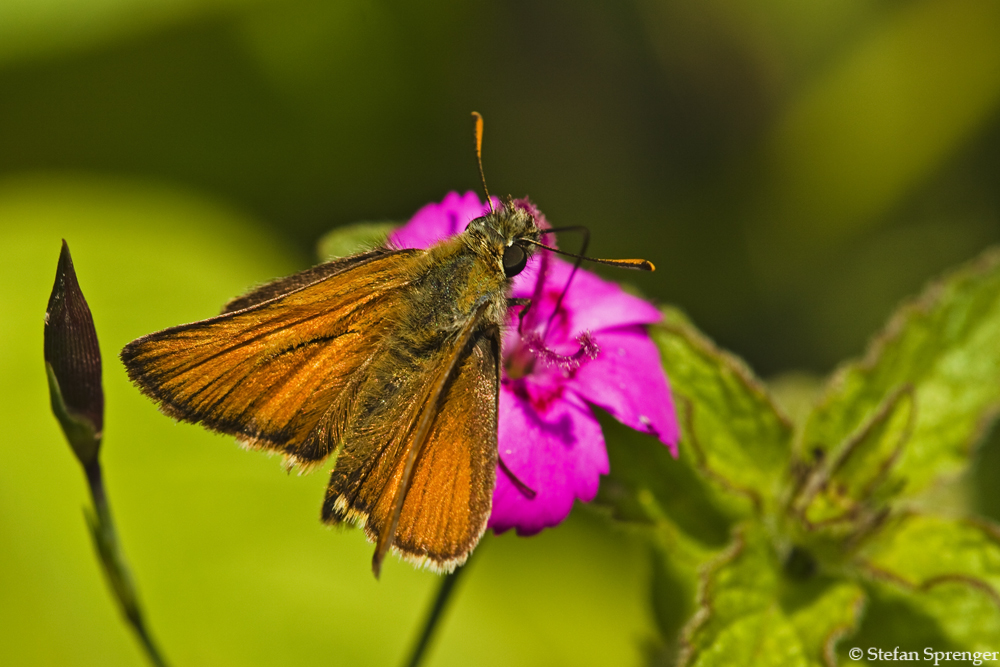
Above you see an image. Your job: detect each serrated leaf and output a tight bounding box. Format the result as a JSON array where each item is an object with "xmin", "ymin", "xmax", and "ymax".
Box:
[
  {"xmin": 793, "ymin": 387, "xmax": 913, "ymax": 530},
  {"xmin": 801, "ymin": 248, "xmax": 1000, "ymax": 498},
  {"xmin": 316, "ymin": 221, "xmax": 398, "ymax": 260},
  {"xmin": 856, "ymin": 513, "xmax": 1000, "ymax": 651},
  {"xmin": 821, "ymin": 389, "xmax": 911, "ymax": 507},
  {"xmin": 679, "ymin": 524, "xmax": 864, "ymax": 667},
  {"xmin": 859, "ymin": 513, "xmax": 1000, "ymax": 595},
  {"xmin": 679, "ymin": 527, "xmax": 805, "ymax": 667},
  {"xmin": 846, "ymin": 577, "xmax": 1000, "ymax": 657},
  {"xmin": 784, "ymin": 580, "xmax": 866, "ymax": 667},
  {"xmin": 652, "ymin": 306, "xmax": 793, "ymax": 513}
]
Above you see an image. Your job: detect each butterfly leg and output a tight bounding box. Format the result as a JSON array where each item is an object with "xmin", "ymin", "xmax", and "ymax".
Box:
[
  {"xmin": 507, "ymin": 298, "xmax": 532, "ymax": 334},
  {"xmin": 498, "ymin": 455, "xmax": 536, "ymax": 499}
]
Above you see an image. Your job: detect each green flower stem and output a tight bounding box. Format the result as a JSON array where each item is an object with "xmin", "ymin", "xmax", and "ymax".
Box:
[
  {"xmin": 83, "ymin": 459, "xmax": 169, "ymax": 667},
  {"xmin": 404, "ymin": 544, "xmax": 481, "ymax": 667},
  {"xmin": 84, "ymin": 458, "xmax": 107, "ymax": 512}
]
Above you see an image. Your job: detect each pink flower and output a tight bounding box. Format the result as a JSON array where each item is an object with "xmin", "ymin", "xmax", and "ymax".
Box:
[{"xmin": 390, "ymin": 192, "xmax": 679, "ymax": 536}]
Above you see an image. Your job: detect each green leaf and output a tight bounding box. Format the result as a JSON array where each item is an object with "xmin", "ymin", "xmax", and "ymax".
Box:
[
  {"xmin": 652, "ymin": 306, "xmax": 794, "ymax": 513},
  {"xmin": 842, "ymin": 582, "xmax": 966, "ymax": 662},
  {"xmin": 316, "ymin": 220, "xmax": 398, "ymax": 260},
  {"xmin": 817, "ymin": 389, "xmax": 911, "ymax": 509},
  {"xmin": 858, "ymin": 513, "xmax": 1000, "ymax": 599},
  {"xmin": 792, "ymin": 387, "xmax": 913, "ymax": 531},
  {"xmin": 783, "ymin": 580, "xmax": 866, "ymax": 667},
  {"xmin": 678, "ymin": 524, "xmax": 865, "ymax": 667},
  {"xmin": 856, "ymin": 513, "xmax": 1000, "ymax": 651},
  {"xmin": 801, "ymin": 247, "xmax": 1000, "ymax": 498}
]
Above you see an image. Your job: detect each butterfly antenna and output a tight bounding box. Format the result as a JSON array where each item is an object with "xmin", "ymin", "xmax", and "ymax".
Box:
[
  {"xmin": 522, "ymin": 236, "xmax": 655, "ymax": 271},
  {"xmin": 524, "ymin": 226, "xmax": 654, "ymax": 340},
  {"xmin": 471, "ymin": 111, "xmax": 495, "ymax": 214}
]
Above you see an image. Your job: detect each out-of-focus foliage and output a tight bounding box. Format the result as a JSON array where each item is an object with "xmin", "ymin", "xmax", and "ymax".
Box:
[
  {"xmin": 3, "ymin": 0, "xmax": 999, "ymax": 373},
  {"xmin": 3, "ymin": 0, "xmax": 1000, "ymax": 665}
]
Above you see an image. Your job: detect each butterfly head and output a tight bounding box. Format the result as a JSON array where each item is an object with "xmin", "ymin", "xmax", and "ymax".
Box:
[{"xmin": 465, "ymin": 200, "xmax": 541, "ymax": 279}]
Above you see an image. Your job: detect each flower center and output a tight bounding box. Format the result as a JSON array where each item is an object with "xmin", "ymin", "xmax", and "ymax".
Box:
[{"xmin": 504, "ymin": 331, "xmax": 600, "ymax": 381}]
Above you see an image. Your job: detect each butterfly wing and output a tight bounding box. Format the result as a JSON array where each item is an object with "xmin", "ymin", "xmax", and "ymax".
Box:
[
  {"xmin": 322, "ymin": 317, "xmax": 500, "ymax": 574},
  {"xmin": 392, "ymin": 329, "xmax": 499, "ymax": 570},
  {"xmin": 120, "ymin": 249, "xmax": 422, "ymax": 466},
  {"xmin": 220, "ymin": 249, "xmax": 396, "ymax": 314}
]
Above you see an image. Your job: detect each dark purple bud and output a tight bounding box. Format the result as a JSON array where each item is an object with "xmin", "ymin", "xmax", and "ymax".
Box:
[{"xmin": 45, "ymin": 240, "xmax": 104, "ymax": 465}]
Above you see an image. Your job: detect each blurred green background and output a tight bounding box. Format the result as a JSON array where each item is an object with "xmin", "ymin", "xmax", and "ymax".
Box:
[{"xmin": 2, "ymin": 0, "xmax": 1000, "ymax": 665}]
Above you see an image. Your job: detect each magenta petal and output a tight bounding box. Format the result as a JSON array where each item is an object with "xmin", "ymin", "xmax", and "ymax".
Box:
[
  {"xmin": 511, "ymin": 257, "xmax": 662, "ymax": 332},
  {"xmin": 571, "ymin": 326, "xmax": 679, "ymax": 455},
  {"xmin": 389, "ymin": 191, "xmax": 489, "ymax": 249},
  {"xmin": 489, "ymin": 386, "xmax": 607, "ymax": 536}
]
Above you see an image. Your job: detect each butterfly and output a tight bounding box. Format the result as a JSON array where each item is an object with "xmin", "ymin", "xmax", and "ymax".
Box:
[{"xmin": 120, "ymin": 114, "xmax": 651, "ymax": 576}]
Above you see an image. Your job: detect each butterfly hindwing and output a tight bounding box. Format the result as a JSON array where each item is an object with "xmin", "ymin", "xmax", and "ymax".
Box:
[
  {"xmin": 392, "ymin": 329, "xmax": 499, "ymax": 569},
  {"xmin": 321, "ymin": 323, "xmax": 499, "ymax": 572}
]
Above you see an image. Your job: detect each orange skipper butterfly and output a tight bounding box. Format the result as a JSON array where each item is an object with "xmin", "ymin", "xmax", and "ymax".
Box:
[{"xmin": 121, "ymin": 114, "xmax": 652, "ymax": 576}]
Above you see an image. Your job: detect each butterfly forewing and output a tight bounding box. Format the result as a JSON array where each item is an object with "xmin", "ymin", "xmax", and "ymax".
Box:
[
  {"xmin": 121, "ymin": 250, "xmax": 422, "ymax": 464},
  {"xmin": 220, "ymin": 249, "xmax": 400, "ymax": 314}
]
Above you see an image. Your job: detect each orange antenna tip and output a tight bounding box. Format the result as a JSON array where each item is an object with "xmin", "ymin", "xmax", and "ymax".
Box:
[
  {"xmin": 604, "ymin": 258, "xmax": 655, "ymax": 271},
  {"xmin": 522, "ymin": 240, "xmax": 654, "ymax": 271},
  {"xmin": 471, "ymin": 112, "xmax": 494, "ymax": 213}
]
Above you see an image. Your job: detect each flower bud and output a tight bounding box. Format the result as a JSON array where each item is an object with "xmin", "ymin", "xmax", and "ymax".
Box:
[{"xmin": 44, "ymin": 240, "xmax": 104, "ymax": 467}]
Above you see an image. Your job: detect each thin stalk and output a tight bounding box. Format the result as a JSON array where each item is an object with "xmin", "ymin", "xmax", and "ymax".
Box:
[
  {"xmin": 84, "ymin": 460, "xmax": 169, "ymax": 667},
  {"xmin": 404, "ymin": 543, "xmax": 483, "ymax": 667}
]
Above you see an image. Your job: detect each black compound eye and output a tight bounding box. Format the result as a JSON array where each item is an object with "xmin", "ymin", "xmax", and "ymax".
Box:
[{"xmin": 502, "ymin": 244, "xmax": 528, "ymax": 277}]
